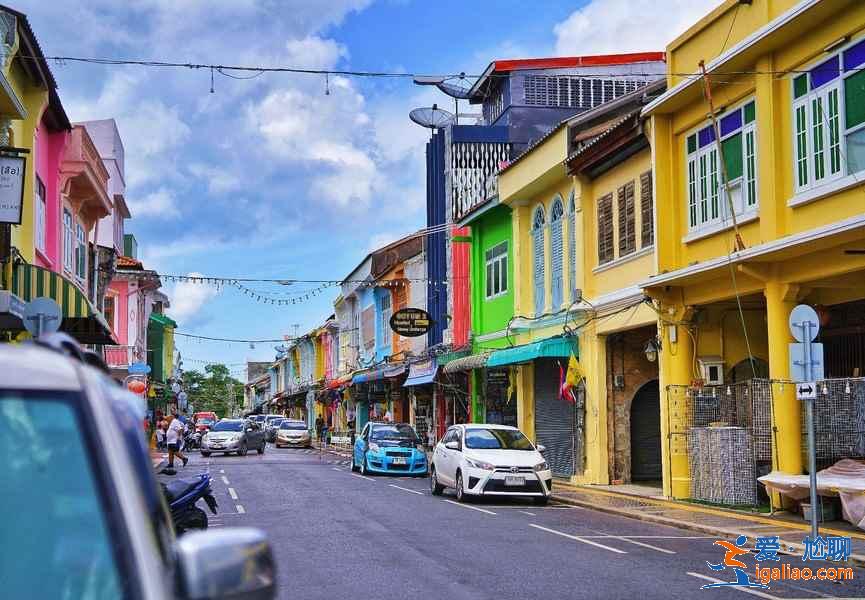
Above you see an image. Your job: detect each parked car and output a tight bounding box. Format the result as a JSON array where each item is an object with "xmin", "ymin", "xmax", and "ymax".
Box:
[
  {"xmin": 193, "ymin": 411, "xmax": 218, "ymax": 433},
  {"xmin": 201, "ymin": 419, "xmax": 266, "ymax": 456},
  {"xmin": 264, "ymin": 414, "xmax": 284, "ymax": 442},
  {"xmin": 429, "ymin": 424, "xmax": 552, "ymax": 505},
  {"xmin": 0, "ymin": 338, "xmax": 275, "ymax": 599},
  {"xmin": 275, "ymin": 419, "xmax": 311, "ymax": 448},
  {"xmin": 265, "ymin": 418, "xmax": 284, "ymax": 443},
  {"xmin": 351, "ymin": 422, "xmax": 427, "ymax": 476}
]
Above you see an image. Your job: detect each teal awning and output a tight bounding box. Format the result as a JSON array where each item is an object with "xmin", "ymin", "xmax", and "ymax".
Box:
[{"xmin": 486, "ymin": 337, "xmax": 577, "ymax": 368}]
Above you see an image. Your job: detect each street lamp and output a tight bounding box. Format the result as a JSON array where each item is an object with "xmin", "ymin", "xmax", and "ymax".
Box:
[{"xmin": 644, "ymin": 337, "xmax": 661, "ymax": 363}]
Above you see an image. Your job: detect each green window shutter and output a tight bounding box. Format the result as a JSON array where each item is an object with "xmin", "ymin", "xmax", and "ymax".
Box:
[
  {"xmin": 743, "ymin": 101, "xmax": 756, "ymax": 124},
  {"xmin": 687, "ymin": 134, "xmax": 697, "ymax": 154},
  {"xmin": 794, "ymin": 74, "xmax": 808, "ymax": 99},
  {"xmin": 844, "ymin": 69, "xmax": 865, "ymax": 129},
  {"xmin": 722, "ymin": 132, "xmax": 743, "ymax": 181},
  {"xmin": 795, "ymin": 104, "xmax": 809, "ymax": 187}
]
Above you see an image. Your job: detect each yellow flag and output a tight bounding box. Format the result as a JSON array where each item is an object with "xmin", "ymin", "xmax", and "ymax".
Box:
[{"xmin": 565, "ymin": 352, "xmax": 583, "ymax": 388}]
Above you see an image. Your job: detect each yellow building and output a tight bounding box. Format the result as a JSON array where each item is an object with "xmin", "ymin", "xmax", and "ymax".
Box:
[
  {"xmin": 644, "ymin": 0, "xmax": 865, "ymax": 501},
  {"xmin": 498, "ymin": 81, "xmax": 665, "ymax": 486}
]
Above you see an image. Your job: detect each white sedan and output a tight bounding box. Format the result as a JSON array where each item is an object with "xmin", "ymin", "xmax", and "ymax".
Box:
[{"xmin": 429, "ymin": 424, "xmax": 553, "ymax": 505}]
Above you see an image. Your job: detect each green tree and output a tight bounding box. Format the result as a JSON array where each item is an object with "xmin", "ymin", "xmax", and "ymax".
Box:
[{"xmin": 184, "ymin": 364, "xmax": 244, "ymax": 418}]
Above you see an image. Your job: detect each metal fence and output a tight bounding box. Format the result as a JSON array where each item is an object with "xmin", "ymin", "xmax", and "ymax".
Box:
[
  {"xmin": 804, "ymin": 377, "xmax": 865, "ymax": 470},
  {"xmin": 667, "ymin": 379, "xmax": 774, "ymax": 506}
]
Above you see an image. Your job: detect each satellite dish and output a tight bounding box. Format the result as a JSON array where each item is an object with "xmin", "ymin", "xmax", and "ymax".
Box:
[
  {"xmin": 409, "ymin": 104, "xmax": 455, "ymax": 129},
  {"xmin": 23, "ymin": 297, "xmax": 62, "ymax": 338},
  {"xmin": 436, "ymin": 81, "xmax": 472, "ymax": 99},
  {"xmin": 412, "ymin": 74, "xmax": 473, "ymax": 99}
]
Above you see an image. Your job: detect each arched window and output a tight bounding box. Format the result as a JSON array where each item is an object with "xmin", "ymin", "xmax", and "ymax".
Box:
[
  {"xmin": 567, "ymin": 190, "xmax": 577, "ymax": 302},
  {"xmin": 532, "ymin": 205, "xmax": 546, "ymax": 316},
  {"xmin": 550, "ymin": 197, "xmax": 565, "ymax": 310}
]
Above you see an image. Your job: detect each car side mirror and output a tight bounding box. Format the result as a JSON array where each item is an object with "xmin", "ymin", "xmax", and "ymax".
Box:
[
  {"xmin": 175, "ymin": 527, "xmax": 276, "ymax": 600},
  {"xmin": 536, "ymin": 444, "xmax": 546, "ymax": 453},
  {"xmin": 444, "ymin": 441, "xmax": 459, "ymax": 451}
]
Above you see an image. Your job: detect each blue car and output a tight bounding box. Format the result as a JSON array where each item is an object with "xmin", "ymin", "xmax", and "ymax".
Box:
[{"xmin": 352, "ymin": 422, "xmax": 428, "ymax": 476}]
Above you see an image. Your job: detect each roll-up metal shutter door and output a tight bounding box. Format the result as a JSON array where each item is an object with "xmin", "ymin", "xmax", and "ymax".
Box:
[{"xmin": 534, "ymin": 359, "xmax": 575, "ymax": 477}]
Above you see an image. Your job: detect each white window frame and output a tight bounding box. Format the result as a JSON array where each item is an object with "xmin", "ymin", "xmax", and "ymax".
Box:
[
  {"xmin": 685, "ymin": 98, "xmax": 758, "ymax": 233},
  {"xmin": 62, "ymin": 208, "xmax": 74, "ymax": 273},
  {"xmin": 379, "ymin": 292, "xmax": 391, "ymax": 344},
  {"xmin": 75, "ymin": 222, "xmax": 87, "ymax": 281},
  {"xmin": 790, "ymin": 39, "xmax": 865, "ymax": 196},
  {"xmin": 484, "ymin": 241, "xmax": 508, "ymax": 300},
  {"xmin": 35, "ymin": 177, "xmax": 46, "ymax": 254}
]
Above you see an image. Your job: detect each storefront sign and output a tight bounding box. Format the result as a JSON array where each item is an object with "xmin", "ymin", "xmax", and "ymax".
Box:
[
  {"xmin": 486, "ymin": 369, "xmax": 509, "ymax": 384},
  {"xmin": 0, "ymin": 154, "xmax": 26, "ymax": 224},
  {"xmin": 389, "ymin": 307, "xmax": 432, "ymax": 337}
]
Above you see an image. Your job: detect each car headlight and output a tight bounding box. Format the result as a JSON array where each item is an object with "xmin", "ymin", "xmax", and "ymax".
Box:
[
  {"xmin": 368, "ymin": 442, "xmax": 381, "ymax": 453},
  {"xmin": 232, "ymin": 434, "xmax": 242, "ymax": 441},
  {"xmin": 466, "ymin": 458, "xmax": 495, "ymax": 471},
  {"xmin": 533, "ymin": 461, "xmax": 548, "ymax": 472}
]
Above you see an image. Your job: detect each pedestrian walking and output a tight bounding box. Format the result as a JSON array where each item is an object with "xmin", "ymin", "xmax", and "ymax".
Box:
[
  {"xmin": 166, "ymin": 413, "xmax": 189, "ymax": 468},
  {"xmin": 315, "ymin": 415, "xmax": 324, "ymax": 446},
  {"xmin": 321, "ymin": 420, "xmax": 329, "ymax": 449},
  {"xmin": 155, "ymin": 422, "xmax": 165, "ymax": 450}
]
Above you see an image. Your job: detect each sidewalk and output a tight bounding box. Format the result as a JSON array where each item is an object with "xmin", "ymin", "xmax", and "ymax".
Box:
[
  {"xmin": 151, "ymin": 449, "xmax": 167, "ymax": 471},
  {"xmin": 552, "ymin": 482, "xmax": 865, "ymax": 566}
]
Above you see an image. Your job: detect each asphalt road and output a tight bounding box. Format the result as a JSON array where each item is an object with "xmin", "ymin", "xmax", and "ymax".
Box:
[{"xmin": 170, "ymin": 446, "xmax": 865, "ymax": 600}]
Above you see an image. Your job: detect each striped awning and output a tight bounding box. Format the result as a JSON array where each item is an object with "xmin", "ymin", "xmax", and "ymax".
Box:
[
  {"xmin": 442, "ymin": 352, "xmax": 491, "ymax": 374},
  {"xmin": 8, "ymin": 262, "xmax": 115, "ymax": 344}
]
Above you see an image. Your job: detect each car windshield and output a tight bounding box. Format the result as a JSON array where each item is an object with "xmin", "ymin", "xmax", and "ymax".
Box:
[
  {"xmin": 197, "ymin": 418, "xmax": 214, "ymax": 425},
  {"xmin": 211, "ymin": 421, "xmax": 244, "ymax": 432},
  {"xmin": 266, "ymin": 417, "xmax": 283, "ymax": 425},
  {"xmin": 371, "ymin": 424, "xmax": 418, "ymax": 442},
  {"xmin": 464, "ymin": 428, "xmax": 534, "ymax": 450},
  {"xmin": 281, "ymin": 422, "xmax": 307, "ymax": 430}
]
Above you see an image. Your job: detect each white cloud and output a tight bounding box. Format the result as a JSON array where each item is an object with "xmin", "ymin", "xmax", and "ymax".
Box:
[
  {"xmin": 128, "ymin": 187, "xmax": 181, "ymax": 219},
  {"xmin": 188, "ymin": 163, "xmax": 242, "ymax": 194},
  {"xmin": 284, "ymin": 36, "xmax": 348, "ymax": 69},
  {"xmin": 553, "ymin": 0, "xmax": 723, "ymax": 56},
  {"xmin": 166, "ymin": 271, "xmax": 219, "ymax": 323}
]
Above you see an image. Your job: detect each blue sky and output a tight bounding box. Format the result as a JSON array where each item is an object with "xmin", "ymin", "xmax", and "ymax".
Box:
[{"xmin": 19, "ymin": 0, "xmax": 720, "ymax": 377}]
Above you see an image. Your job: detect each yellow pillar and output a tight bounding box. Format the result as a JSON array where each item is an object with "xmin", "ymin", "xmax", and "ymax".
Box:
[
  {"xmin": 579, "ymin": 323, "xmax": 609, "ymax": 485},
  {"xmin": 765, "ymin": 280, "xmax": 802, "ymax": 475},
  {"xmin": 660, "ymin": 317, "xmax": 693, "ymax": 499},
  {"xmin": 516, "ymin": 363, "xmax": 535, "ymax": 442}
]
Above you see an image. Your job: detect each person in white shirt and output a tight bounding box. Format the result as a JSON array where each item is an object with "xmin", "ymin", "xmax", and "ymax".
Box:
[
  {"xmin": 166, "ymin": 413, "xmax": 189, "ymax": 468},
  {"xmin": 155, "ymin": 423, "xmax": 165, "ymax": 450}
]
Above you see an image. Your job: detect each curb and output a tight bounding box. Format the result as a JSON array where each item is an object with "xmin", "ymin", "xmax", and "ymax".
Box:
[{"xmin": 551, "ymin": 492, "xmax": 865, "ymax": 567}]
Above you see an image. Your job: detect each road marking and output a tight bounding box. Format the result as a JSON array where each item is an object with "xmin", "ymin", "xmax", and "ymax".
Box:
[
  {"xmin": 228, "ymin": 487, "xmax": 238, "ymax": 500},
  {"xmin": 579, "ymin": 535, "xmax": 713, "ymax": 540},
  {"xmin": 444, "ymin": 499, "xmax": 497, "ymax": 515},
  {"xmin": 219, "ymin": 469, "xmax": 225, "ymax": 474},
  {"xmin": 389, "ymin": 484, "xmax": 424, "ymax": 495},
  {"xmin": 519, "ymin": 511, "xmax": 537, "ymax": 516},
  {"xmin": 529, "ymin": 524, "xmax": 626, "ymax": 554},
  {"xmin": 614, "ymin": 537, "xmax": 676, "ymax": 554},
  {"xmin": 235, "ymin": 504, "xmax": 245, "ymax": 514},
  {"xmin": 221, "ymin": 476, "xmax": 230, "ymax": 485},
  {"xmin": 351, "ymin": 473, "xmax": 375, "ymax": 481},
  {"xmin": 685, "ymin": 573, "xmax": 781, "ymax": 599},
  {"xmin": 332, "ymin": 467, "xmax": 342, "ymax": 471}
]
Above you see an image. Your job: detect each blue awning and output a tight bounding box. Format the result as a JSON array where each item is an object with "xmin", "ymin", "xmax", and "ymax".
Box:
[
  {"xmin": 351, "ymin": 364, "xmax": 406, "ymax": 385},
  {"xmin": 403, "ymin": 358, "xmax": 437, "ymax": 387},
  {"xmin": 486, "ymin": 337, "xmax": 577, "ymax": 368}
]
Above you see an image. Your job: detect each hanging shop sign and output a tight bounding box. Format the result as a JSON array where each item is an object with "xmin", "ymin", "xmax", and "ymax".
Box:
[
  {"xmin": 389, "ymin": 307, "xmax": 432, "ymax": 337},
  {"xmin": 0, "ymin": 152, "xmax": 26, "ymax": 225}
]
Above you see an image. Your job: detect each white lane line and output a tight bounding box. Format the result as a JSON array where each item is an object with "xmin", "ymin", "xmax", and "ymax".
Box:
[
  {"xmin": 219, "ymin": 469, "xmax": 225, "ymax": 474},
  {"xmin": 578, "ymin": 535, "xmax": 713, "ymax": 540},
  {"xmin": 519, "ymin": 511, "xmax": 537, "ymax": 516},
  {"xmin": 235, "ymin": 504, "xmax": 245, "ymax": 514},
  {"xmin": 389, "ymin": 484, "xmax": 424, "ymax": 495},
  {"xmin": 615, "ymin": 537, "xmax": 676, "ymax": 554},
  {"xmin": 685, "ymin": 573, "xmax": 780, "ymax": 599},
  {"xmin": 351, "ymin": 473, "xmax": 375, "ymax": 481},
  {"xmin": 529, "ymin": 524, "xmax": 626, "ymax": 554},
  {"xmin": 228, "ymin": 487, "xmax": 238, "ymax": 500},
  {"xmin": 221, "ymin": 476, "xmax": 230, "ymax": 485},
  {"xmin": 332, "ymin": 467, "xmax": 343, "ymax": 472},
  {"xmin": 444, "ymin": 499, "xmax": 497, "ymax": 515}
]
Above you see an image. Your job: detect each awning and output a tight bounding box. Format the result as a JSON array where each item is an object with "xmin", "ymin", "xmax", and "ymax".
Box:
[
  {"xmin": 351, "ymin": 364, "xmax": 407, "ymax": 385},
  {"xmin": 326, "ymin": 374, "xmax": 352, "ymax": 390},
  {"xmin": 436, "ymin": 349, "xmax": 470, "ymax": 365},
  {"xmin": 403, "ymin": 358, "xmax": 438, "ymax": 387},
  {"xmin": 6, "ymin": 262, "xmax": 115, "ymax": 344},
  {"xmin": 442, "ymin": 352, "xmax": 491, "ymax": 374},
  {"xmin": 486, "ymin": 337, "xmax": 577, "ymax": 368}
]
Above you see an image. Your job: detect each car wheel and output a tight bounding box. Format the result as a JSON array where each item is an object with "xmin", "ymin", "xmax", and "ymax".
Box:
[
  {"xmin": 455, "ymin": 471, "xmax": 466, "ymax": 502},
  {"xmin": 430, "ymin": 467, "xmax": 444, "ymax": 495},
  {"xmin": 360, "ymin": 453, "xmax": 369, "ymax": 476},
  {"xmin": 533, "ymin": 496, "xmax": 549, "ymax": 506},
  {"xmin": 239, "ymin": 442, "xmax": 248, "ymax": 456},
  {"xmin": 351, "ymin": 454, "xmax": 359, "ymax": 472},
  {"xmin": 201, "ymin": 451, "xmax": 211, "ymax": 457}
]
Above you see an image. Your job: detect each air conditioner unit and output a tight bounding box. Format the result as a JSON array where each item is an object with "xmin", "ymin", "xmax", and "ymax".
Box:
[{"xmin": 698, "ymin": 356, "xmax": 725, "ymax": 386}]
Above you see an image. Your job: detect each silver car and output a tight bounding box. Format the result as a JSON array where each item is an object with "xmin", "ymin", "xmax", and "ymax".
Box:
[
  {"xmin": 201, "ymin": 419, "xmax": 266, "ymax": 456},
  {"xmin": 275, "ymin": 419, "xmax": 312, "ymax": 448}
]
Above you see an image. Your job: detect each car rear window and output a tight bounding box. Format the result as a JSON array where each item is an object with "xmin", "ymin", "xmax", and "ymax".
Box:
[{"xmin": 0, "ymin": 391, "xmax": 126, "ymax": 599}]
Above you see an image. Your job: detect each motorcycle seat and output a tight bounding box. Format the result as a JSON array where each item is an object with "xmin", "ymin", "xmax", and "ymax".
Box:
[{"xmin": 163, "ymin": 477, "xmax": 202, "ymax": 502}]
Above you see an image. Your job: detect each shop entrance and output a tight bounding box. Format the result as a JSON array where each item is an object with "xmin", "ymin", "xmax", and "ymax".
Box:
[
  {"xmin": 630, "ymin": 380, "xmax": 661, "ymax": 481},
  {"xmin": 534, "ymin": 360, "xmax": 577, "ymax": 477}
]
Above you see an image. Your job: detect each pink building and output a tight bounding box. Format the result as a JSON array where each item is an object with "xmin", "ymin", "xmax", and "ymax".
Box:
[{"xmin": 33, "ymin": 109, "xmax": 69, "ymax": 271}]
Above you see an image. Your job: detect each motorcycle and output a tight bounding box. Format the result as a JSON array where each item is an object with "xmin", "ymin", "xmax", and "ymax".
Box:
[
  {"xmin": 184, "ymin": 429, "xmax": 200, "ymax": 450},
  {"xmin": 161, "ymin": 472, "xmax": 218, "ymax": 535}
]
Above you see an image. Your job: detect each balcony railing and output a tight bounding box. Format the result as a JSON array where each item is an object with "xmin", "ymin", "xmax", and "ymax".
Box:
[{"xmin": 103, "ymin": 345, "xmax": 135, "ymax": 368}]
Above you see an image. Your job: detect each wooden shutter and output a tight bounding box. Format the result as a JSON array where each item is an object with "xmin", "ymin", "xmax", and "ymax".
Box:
[
  {"xmin": 617, "ymin": 182, "xmax": 635, "ymax": 256},
  {"xmin": 533, "ymin": 227, "xmax": 545, "ymax": 315},
  {"xmin": 550, "ymin": 201, "xmax": 564, "ymax": 310},
  {"xmin": 597, "ymin": 194, "xmax": 613, "ymax": 265},
  {"xmin": 640, "ymin": 171, "xmax": 654, "ymax": 247}
]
